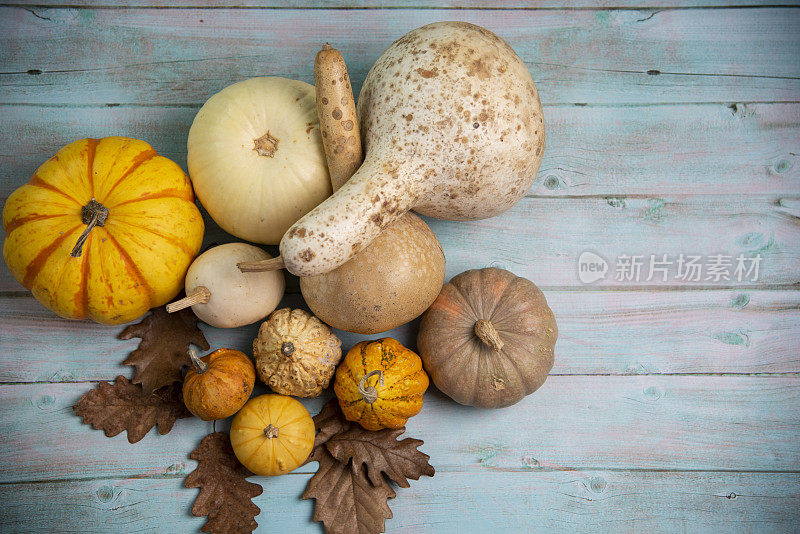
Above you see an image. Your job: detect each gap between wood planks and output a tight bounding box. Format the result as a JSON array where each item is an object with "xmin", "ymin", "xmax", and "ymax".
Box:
[
  {"xmin": 3, "ymin": 372, "xmax": 800, "ymax": 386},
  {"xmin": 5, "ymin": 101, "xmax": 800, "ymax": 107},
  {"xmin": 3, "ymin": 283, "xmax": 800, "ymax": 297},
  {"xmin": 4, "ymin": 4, "xmax": 800, "ymax": 11},
  {"xmin": 1, "ymin": 467, "xmax": 799, "ymax": 487}
]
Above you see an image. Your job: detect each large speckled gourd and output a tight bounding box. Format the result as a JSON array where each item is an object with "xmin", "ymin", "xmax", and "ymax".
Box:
[
  {"xmin": 298, "ymin": 44, "xmax": 445, "ymax": 334},
  {"xmin": 278, "ymin": 22, "xmax": 545, "ymax": 276}
]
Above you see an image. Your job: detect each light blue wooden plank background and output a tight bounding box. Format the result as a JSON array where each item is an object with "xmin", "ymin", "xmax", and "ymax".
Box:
[{"xmin": 1, "ymin": 1, "xmax": 799, "ymax": 533}]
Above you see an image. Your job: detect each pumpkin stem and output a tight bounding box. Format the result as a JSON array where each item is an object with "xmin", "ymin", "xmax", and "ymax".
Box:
[
  {"xmin": 264, "ymin": 424, "xmax": 279, "ymax": 438},
  {"xmin": 237, "ymin": 255, "xmax": 286, "ymax": 273},
  {"xmin": 188, "ymin": 349, "xmax": 208, "ymax": 374},
  {"xmin": 166, "ymin": 286, "xmax": 212, "ymax": 313},
  {"xmin": 253, "ymin": 130, "xmax": 279, "ymax": 157},
  {"xmin": 70, "ymin": 199, "xmax": 109, "ymax": 257},
  {"xmin": 474, "ymin": 319, "xmax": 504, "ymax": 352},
  {"xmin": 281, "ymin": 341, "xmax": 295, "ymax": 358},
  {"xmin": 358, "ymin": 370, "xmax": 384, "ymax": 404}
]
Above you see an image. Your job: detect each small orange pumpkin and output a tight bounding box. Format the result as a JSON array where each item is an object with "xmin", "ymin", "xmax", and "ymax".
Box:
[
  {"xmin": 182, "ymin": 349, "xmax": 255, "ymax": 421},
  {"xmin": 334, "ymin": 338, "xmax": 428, "ymax": 431}
]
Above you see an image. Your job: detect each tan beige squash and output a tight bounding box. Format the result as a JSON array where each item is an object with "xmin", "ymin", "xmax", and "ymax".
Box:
[
  {"xmin": 167, "ymin": 243, "xmax": 284, "ymax": 328},
  {"xmin": 253, "ymin": 308, "xmax": 342, "ymax": 397},
  {"xmin": 417, "ymin": 268, "xmax": 557, "ymax": 409}
]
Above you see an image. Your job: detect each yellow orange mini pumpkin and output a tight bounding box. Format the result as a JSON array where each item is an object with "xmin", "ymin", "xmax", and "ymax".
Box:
[
  {"xmin": 230, "ymin": 394, "xmax": 315, "ymax": 476},
  {"xmin": 2, "ymin": 137, "xmax": 204, "ymax": 325},
  {"xmin": 334, "ymin": 338, "xmax": 429, "ymax": 431},
  {"xmin": 183, "ymin": 349, "xmax": 256, "ymax": 421}
]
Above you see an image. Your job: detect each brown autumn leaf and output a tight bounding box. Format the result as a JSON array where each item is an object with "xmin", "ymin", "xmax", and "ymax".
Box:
[
  {"xmin": 310, "ymin": 399, "xmax": 354, "ymax": 455},
  {"xmin": 185, "ymin": 432, "xmax": 263, "ymax": 534},
  {"xmin": 119, "ymin": 305, "xmax": 209, "ymax": 393},
  {"xmin": 326, "ymin": 426, "xmax": 435, "ymax": 488},
  {"xmin": 73, "ymin": 375, "xmax": 190, "ymax": 443},
  {"xmin": 303, "ymin": 445, "xmax": 395, "ymax": 534},
  {"xmin": 303, "ymin": 399, "xmax": 435, "ymax": 533}
]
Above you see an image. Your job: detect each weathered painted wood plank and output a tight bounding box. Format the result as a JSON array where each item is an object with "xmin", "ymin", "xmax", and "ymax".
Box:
[
  {"xmin": 2, "ymin": 470, "xmax": 799, "ymax": 533},
  {"xmin": 2, "ymin": 103, "xmax": 797, "ymax": 199},
  {"xmin": 2, "ymin": 193, "xmax": 798, "ymax": 291},
  {"xmin": 1, "ymin": 289, "xmax": 799, "ymax": 383},
  {"xmin": 431, "ymin": 194, "xmax": 800, "ymax": 288},
  {"xmin": 2, "ymin": 104, "xmax": 798, "ymax": 290},
  {"xmin": 1, "ymin": 377, "xmax": 797, "ymax": 483},
  {"xmin": 10, "ymin": 1, "xmax": 800, "ymax": 8},
  {"xmin": 2, "ymin": 7, "xmax": 799, "ymax": 105}
]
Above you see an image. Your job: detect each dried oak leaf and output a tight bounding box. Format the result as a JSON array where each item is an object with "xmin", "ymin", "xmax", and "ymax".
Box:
[
  {"xmin": 120, "ymin": 305, "xmax": 209, "ymax": 394},
  {"xmin": 186, "ymin": 432, "xmax": 263, "ymax": 534},
  {"xmin": 303, "ymin": 445, "xmax": 395, "ymax": 534},
  {"xmin": 313, "ymin": 399, "xmax": 354, "ymax": 449},
  {"xmin": 326, "ymin": 426, "xmax": 435, "ymax": 488},
  {"xmin": 73, "ymin": 375, "xmax": 190, "ymax": 443}
]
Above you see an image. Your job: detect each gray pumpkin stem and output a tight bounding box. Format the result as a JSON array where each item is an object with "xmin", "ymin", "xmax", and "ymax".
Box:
[
  {"xmin": 358, "ymin": 370, "xmax": 384, "ymax": 404},
  {"xmin": 474, "ymin": 319, "xmax": 504, "ymax": 352},
  {"xmin": 188, "ymin": 349, "xmax": 208, "ymax": 374}
]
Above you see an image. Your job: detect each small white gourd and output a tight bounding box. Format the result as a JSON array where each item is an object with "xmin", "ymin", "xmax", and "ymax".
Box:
[{"xmin": 167, "ymin": 243, "xmax": 285, "ymax": 328}]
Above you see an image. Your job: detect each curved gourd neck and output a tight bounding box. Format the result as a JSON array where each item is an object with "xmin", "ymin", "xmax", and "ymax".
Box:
[{"xmin": 279, "ymin": 154, "xmax": 421, "ymax": 277}]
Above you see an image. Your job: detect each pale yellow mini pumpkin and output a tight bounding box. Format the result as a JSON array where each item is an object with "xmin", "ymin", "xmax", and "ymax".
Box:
[
  {"xmin": 188, "ymin": 77, "xmax": 331, "ymax": 245},
  {"xmin": 253, "ymin": 308, "xmax": 342, "ymax": 397}
]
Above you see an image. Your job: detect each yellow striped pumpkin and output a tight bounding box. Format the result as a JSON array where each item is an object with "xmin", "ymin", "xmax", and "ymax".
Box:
[{"xmin": 2, "ymin": 137, "xmax": 204, "ymax": 325}]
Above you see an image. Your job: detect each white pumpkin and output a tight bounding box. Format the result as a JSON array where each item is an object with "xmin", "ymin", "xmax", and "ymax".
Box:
[{"xmin": 187, "ymin": 77, "xmax": 331, "ymax": 244}]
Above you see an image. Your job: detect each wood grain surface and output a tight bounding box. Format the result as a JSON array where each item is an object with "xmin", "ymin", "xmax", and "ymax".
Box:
[
  {"xmin": 2, "ymin": 7, "xmax": 799, "ymax": 105},
  {"xmin": 2, "ymin": 377, "xmax": 799, "ymax": 484},
  {"xmin": 0, "ymin": 1, "xmax": 798, "ymax": 532},
  {"xmin": 2, "ymin": 471, "xmax": 799, "ymax": 533}
]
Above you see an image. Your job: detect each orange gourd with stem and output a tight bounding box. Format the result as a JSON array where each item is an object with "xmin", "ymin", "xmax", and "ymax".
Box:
[
  {"xmin": 334, "ymin": 338, "xmax": 428, "ymax": 431},
  {"xmin": 182, "ymin": 349, "xmax": 256, "ymax": 421}
]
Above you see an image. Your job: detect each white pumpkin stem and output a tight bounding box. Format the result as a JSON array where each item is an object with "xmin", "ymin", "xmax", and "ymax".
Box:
[
  {"xmin": 237, "ymin": 255, "xmax": 286, "ymax": 273},
  {"xmin": 166, "ymin": 286, "xmax": 211, "ymax": 313},
  {"xmin": 264, "ymin": 424, "xmax": 280, "ymax": 438},
  {"xmin": 70, "ymin": 199, "xmax": 109, "ymax": 257},
  {"xmin": 358, "ymin": 370, "xmax": 384, "ymax": 404},
  {"xmin": 188, "ymin": 349, "xmax": 208, "ymax": 374},
  {"xmin": 474, "ymin": 319, "xmax": 504, "ymax": 352}
]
